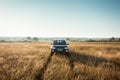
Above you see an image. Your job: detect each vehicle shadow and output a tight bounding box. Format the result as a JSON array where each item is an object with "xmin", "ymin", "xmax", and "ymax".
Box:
[
  {"xmin": 55, "ymin": 51, "xmax": 120, "ymax": 80},
  {"xmin": 35, "ymin": 53, "xmax": 53, "ymax": 80},
  {"xmin": 55, "ymin": 51, "xmax": 111, "ymax": 68},
  {"xmin": 70, "ymin": 51, "xmax": 109, "ymax": 67}
]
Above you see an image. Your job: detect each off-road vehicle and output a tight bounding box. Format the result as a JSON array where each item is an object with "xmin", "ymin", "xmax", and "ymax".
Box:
[{"xmin": 51, "ymin": 40, "xmax": 69, "ymax": 54}]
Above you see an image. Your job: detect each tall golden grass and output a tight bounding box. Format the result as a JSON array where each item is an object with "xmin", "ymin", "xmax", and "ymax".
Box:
[{"xmin": 0, "ymin": 42, "xmax": 120, "ymax": 80}]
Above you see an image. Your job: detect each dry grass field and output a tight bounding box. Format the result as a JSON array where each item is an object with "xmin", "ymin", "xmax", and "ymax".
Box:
[{"xmin": 0, "ymin": 42, "xmax": 120, "ymax": 80}]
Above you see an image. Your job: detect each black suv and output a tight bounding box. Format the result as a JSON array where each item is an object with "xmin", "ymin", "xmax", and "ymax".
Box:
[{"xmin": 51, "ymin": 40, "xmax": 69, "ymax": 54}]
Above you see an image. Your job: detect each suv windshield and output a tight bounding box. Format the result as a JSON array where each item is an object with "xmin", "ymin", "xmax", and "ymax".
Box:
[{"xmin": 53, "ymin": 40, "xmax": 66, "ymax": 45}]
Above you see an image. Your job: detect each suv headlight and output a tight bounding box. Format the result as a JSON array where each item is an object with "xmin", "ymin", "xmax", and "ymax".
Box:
[
  {"xmin": 64, "ymin": 47, "xmax": 68, "ymax": 49},
  {"xmin": 52, "ymin": 46, "xmax": 56, "ymax": 49}
]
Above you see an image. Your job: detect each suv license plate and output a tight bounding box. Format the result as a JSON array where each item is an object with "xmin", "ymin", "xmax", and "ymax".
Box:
[{"xmin": 57, "ymin": 49, "xmax": 63, "ymax": 51}]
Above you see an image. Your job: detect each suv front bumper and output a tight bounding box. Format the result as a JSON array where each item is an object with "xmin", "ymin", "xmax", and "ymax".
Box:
[{"xmin": 51, "ymin": 49, "xmax": 69, "ymax": 53}]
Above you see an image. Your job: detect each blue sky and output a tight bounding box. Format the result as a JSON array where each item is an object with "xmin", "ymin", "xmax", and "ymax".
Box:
[{"xmin": 0, "ymin": 0, "xmax": 120, "ymax": 37}]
